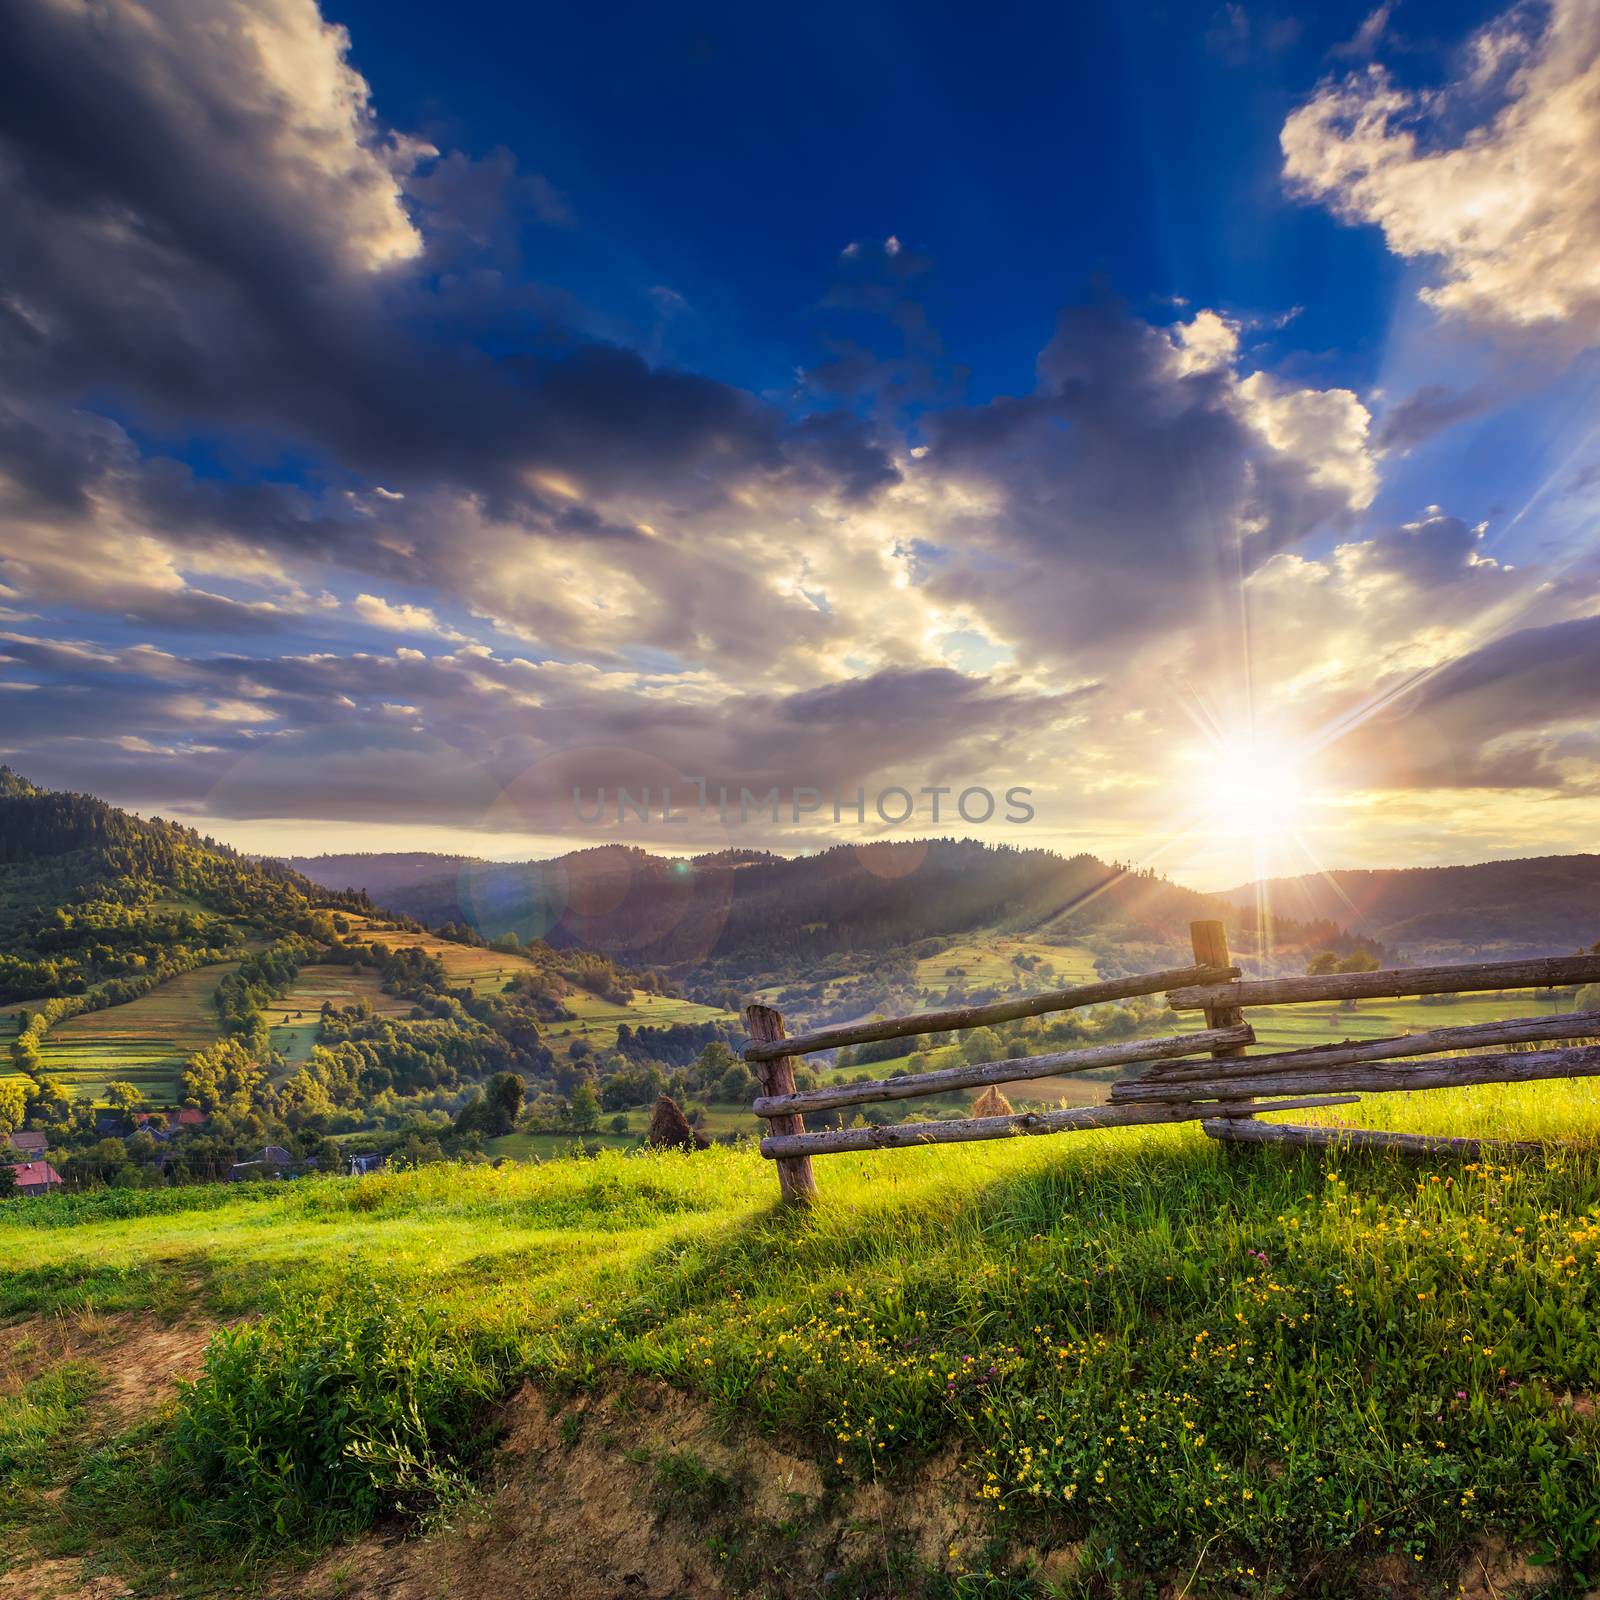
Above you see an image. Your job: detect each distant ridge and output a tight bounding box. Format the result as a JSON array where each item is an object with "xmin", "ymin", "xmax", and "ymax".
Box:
[
  {"xmin": 1222, "ymin": 855, "xmax": 1600, "ymax": 963},
  {"xmin": 286, "ymin": 839, "xmax": 1360, "ymax": 973}
]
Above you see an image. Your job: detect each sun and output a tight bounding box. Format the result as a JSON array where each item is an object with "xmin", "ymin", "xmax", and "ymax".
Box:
[{"xmin": 1200, "ymin": 741, "xmax": 1312, "ymax": 844}]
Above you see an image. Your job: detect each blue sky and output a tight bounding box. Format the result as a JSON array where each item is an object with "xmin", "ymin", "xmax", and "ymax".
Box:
[{"xmin": 0, "ymin": 0, "xmax": 1597, "ymax": 886}]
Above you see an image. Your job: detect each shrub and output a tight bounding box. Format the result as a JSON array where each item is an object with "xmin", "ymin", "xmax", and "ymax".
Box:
[{"xmin": 162, "ymin": 1287, "xmax": 508, "ymax": 1550}]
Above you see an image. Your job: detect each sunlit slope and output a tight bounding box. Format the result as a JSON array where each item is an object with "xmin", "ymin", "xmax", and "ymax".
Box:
[{"xmin": 6, "ymin": 1081, "xmax": 1600, "ymax": 1595}]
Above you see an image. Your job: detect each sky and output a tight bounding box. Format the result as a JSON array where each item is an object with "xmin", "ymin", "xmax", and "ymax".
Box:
[{"xmin": 0, "ymin": 0, "xmax": 1597, "ymax": 889}]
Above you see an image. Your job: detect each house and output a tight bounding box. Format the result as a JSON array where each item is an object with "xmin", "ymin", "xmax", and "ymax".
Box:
[
  {"xmin": 347, "ymin": 1152, "xmax": 385, "ymax": 1176},
  {"xmin": 5, "ymin": 1160, "xmax": 63, "ymax": 1195},
  {"xmin": 6, "ymin": 1131, "xmax": 47, "ymax": 1158},
  {"xmin": 227, "ymin": 1145, "xmax": 297, "ymax": 1183},
  {"xmin": 174, "ymin": 1108, "xmax": 207, "ymax": 1128},
  {"xmin": 94, "ymin": 1110, "xmax": 128, "ymax": 1138}
]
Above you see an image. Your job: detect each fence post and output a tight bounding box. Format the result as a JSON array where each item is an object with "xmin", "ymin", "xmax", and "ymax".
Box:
[
  {"xmin": 745, "ymin": 1004, "xmax": 818, "ymax": 1205},
  {"xmin": 1190, "ymin": 920, "xmax": 1254, "ymax": 1128}
]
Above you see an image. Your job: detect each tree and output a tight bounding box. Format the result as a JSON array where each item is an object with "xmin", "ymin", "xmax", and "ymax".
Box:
[
  {"xmin": 0, "ymin": 1166, "xmax": 16, "ymax": 1200},
  {"xmin": 1338, "ymin": 950, "xmax": 1381, "ymax": 974},
  {"xmin": 106, "ymin": 1080, "xmax": 145, "ymax": 1112},
  {"xmin": 1576, "ymin": 983, "xmax": 1600, "ymax": 1014},
  {"xmin": 717, "ymin": 1062, "xmax": 756, "ymax": 1103},
  {"xmin": 0, "ymin": 1078, "xmax": 26, "ymax": 1143},
  {"xmin": 483, "ymin": 1072, "xmax": 525, "ymax": 1136},
  {"xmin": 962, "ymin": 1027, "xmax": 1002, "ymax": 1066},
  {"xmin": 1306, "ymin": 951, "xmax": 1341, "ymax": 976},
  {"xmin": 10, "ymin": 1029, "xmax": 43, "ymax": 1075},
  {"xmin": 569, "ymin": 1081, "xmax": 600, "ymax": 1132}
]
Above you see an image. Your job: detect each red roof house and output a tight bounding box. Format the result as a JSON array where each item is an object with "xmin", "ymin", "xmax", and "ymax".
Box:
[
  {"xmin": 5, "ymin": 1161, "xmax": 63, "ymax": 1195},
  {"xmin": 175, "ymin": 1108, "xmax": 207, "ymax": 1127}
]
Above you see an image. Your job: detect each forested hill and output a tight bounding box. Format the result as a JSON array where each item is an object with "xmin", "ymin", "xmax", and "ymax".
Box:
[
  {"xmin": 1223, "ymin": 855, "xmax": 1600, "ymax": 963},
  {"xmin": 288, "ymin": 839, "xmax": 1364, "ymax": 972},
  {"xmin": 0, "ymin": 768, "xmax": 370, "ymax": 1002}
]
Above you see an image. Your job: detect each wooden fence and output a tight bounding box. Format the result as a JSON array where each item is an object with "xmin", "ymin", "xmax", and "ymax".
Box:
[{"xmin": 742, "ymin": 921, "xmax": 1600, "ymax": 1203}]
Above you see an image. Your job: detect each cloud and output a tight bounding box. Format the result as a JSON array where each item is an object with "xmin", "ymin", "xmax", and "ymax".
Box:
[
  {"xmin": 908, "ymin": 297, "xmax": 1377, "ymax": 665},
  {"xmin": 352, "ymin": 593, "xmax": 470, "ymax": 643},
  {"xmin": 1283, "ymin": 0, "xmax": 1600, "ymax": 356},
  {"xmin": 1332, "ymin": 614, "xmax": 1600, "ymax": 791},
  {"xmin": 0, "ymin": 0, "xmax": 895, "ymax": 520},
  {"xmin": 1331, "ymin": 2, "xmax": 1395, "ymax": 62}
]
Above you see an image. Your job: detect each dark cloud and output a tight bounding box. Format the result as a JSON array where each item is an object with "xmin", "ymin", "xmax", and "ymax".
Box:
[
  {"xmin": 1360, "ymin": 513, "xmax": 1497, "ymax": 587},
  {"xmin": 917, "ymin": 298, "xmax": 1371, "ymax": 659},
  {"xmin": 0, "ymin": 0, "xmax": 895, "ymax": 537},
  {"xmin": 0, "ymin": 634, "xmax": 1076, "ymax": 832},
  {"xmin": 1377, "ymin": 384, "xmax": 1497, "ymax": 451},
  {"xmin": 1337, "ymin": 615, "xmax": 1600, "ymax": 791}
]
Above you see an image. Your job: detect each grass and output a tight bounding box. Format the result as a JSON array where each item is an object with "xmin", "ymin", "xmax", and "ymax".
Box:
[
  {"xmin": 5, "ymin": 962, "xmax": 245, "ymax": 1105},
  {"xmin": 5, "ymin": 1076, "xmax": 1600, "ymax": 1593},
  {"xmin": 914, "ymin": 935, "xmax": 1099, "ymax": 994},
  {"xmin": 539, "ymin": 988, "xmax": 735, "ymax": 1049},
  {"xmin": 265, "ymin": 966, "xmax": 414, "ymax": 1066}
]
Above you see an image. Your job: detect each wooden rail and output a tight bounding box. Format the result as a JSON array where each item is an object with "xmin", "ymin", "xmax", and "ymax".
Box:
[
  {"xmin": 1101, "ymin": 1041, "xmax": 1600, "ymax": 1104},
  {"xmin": 759, "ymin": 1093, "xmax": 1359, "ymax": 1159},
  {"xmin": 1167, "ymin": 954, "xmax": 1600, "ymax": 1012},
  {"xmin": 752, "ymin": 1024, "xmax": 1252, "ymax": 1118},
  {"xmin": 1201, "ymin": 1120, "xmax": 1545, "ymax": 1158},
  {"xmin": 742, "ymin": 964, "xmax": 1237, "ymax": 1062},
  {"xmin": 1108, "ymin": 1010, "xmax": 1600, "ymax": 1101},
  {"xmin": 744, "ymin": 924, "xmax": 1600, "ymax": 1201}
]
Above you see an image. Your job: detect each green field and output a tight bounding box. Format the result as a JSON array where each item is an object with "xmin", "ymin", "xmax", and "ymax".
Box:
[
  {"xmin": 914, "ymin": 932, "xmax": 1099, "ymax": 993},
  {"xmin": 265, "ymin": 966, "xmax": 416, "ymax": 1065},
  {"xmin": 1244, "ymin": 987, "xmax": 1587, "ymax": 1050},
  {"xmin": 3, "ymin": 963, "xmax": 243, "ymax": 1106},
  {"xmin": 541, "ymin": 987, "xmax": 734, "ymax": 1048},
  {"xmin": 6, "ymin": 1077, "xmax": 1600, "ymax": 1596}
]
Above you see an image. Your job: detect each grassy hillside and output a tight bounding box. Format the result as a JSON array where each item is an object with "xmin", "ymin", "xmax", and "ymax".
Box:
[
  {"xmin": 5, "ymin": 1082, "xmax": 1600, "ymax": 1597},
  {"xmin": 34, "ymin": 960, "xmax": 249, "ymax": 1103}
]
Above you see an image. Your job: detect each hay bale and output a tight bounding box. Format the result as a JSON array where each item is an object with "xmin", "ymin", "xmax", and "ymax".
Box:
[
  {"xmin": 647, "ymin": 1094, "xmax": 710, "ymax": 1151},
  {"xmin": 970, "ymin": 1084, "xmax": 1013, "ymax": 1119}
]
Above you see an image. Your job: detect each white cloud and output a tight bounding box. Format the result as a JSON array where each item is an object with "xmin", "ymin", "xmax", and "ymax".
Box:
[
  {"xmin": 1283, "ymin": 0, "xmax": 1600, "ymax": 353},
  {"xmin": 351, "ymin": 593, "xmax": 469, "ymax": 643}
]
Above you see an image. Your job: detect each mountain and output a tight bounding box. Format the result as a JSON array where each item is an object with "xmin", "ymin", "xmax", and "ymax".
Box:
[
  {"xmin": 287, "ymin": 839, "xmax": 1363, "ymax": 977},
  {"xmin": 1222, "ymin": 855, "xmax": 1600, "ymax": 963},
  {"xmin": 0, "ymin": 766, "xmax": 368, "ymax": 1004}
]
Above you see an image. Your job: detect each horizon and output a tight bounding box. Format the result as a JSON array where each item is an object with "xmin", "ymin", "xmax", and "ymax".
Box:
[
  {"xmin": 2, "ymin": 0, "xmax": 1598, "ymax": 887},
  {"xmin": 20, "ymin": 763, "xmax": 1588, "ymax": 898}
]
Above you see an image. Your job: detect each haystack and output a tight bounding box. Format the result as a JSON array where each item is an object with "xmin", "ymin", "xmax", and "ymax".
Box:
[
  {"xmin": 970, "ymin": 1084, "xmax": 1014, "ymax": 1119},
  {"xmin": 647, "ymin": 1094, "xmax": 710, "ymax": 1151}
]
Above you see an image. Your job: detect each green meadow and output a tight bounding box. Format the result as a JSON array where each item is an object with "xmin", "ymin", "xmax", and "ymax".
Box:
[
  {"xmin": 9, "ymin": 962, "xmax": 244, "ymax": 1105},
  {"xmin": 265, "ymin": 965, "xmax": 415, "ymax": 1066},
  {"xmin": 5, "ymin": 1077, "xmax": 1600, "ymax": 1595}
]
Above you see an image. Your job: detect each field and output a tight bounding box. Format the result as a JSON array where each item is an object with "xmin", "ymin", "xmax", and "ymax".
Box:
[
  {"xmin": 265, "ymin": 966, "xmax": 416, "ymax": 1065},
  {"xmin": 3, "ymin": 963, "xmax": 243, "ymax": 1106},
  {"xmin": 913, "ymin": 932, "xmax": 1099, "ymax": 993},
  {"xmin": 343, "ymin": 916, "xmax": 735, "ymax": 1045},
  {"xmin": 338, "ymin": 917, "xmax": 549, "ymax": 996},
  {"xmin": 540, "ymin": 987, "xmax": 734, "ymax": 1048},
  {"xmin": 1245, "ymin": 987, "xmax": 1586, "ymax": 1050},
  {"xmin": 5, "ymin": 1077, "xmax": 1600, "ymax": 1597}
]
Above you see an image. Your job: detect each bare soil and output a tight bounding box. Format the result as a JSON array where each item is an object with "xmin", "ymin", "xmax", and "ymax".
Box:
[{"xmin": 278, "ymin": 1378, "xmax": 1001, "ymax": 1600}]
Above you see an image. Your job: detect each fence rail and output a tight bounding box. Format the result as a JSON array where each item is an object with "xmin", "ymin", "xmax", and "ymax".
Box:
[
  {"xmin": 750, "ymin": 1024, "xmax": 1252, "ymax": 1118},
  {"xmin": 743, "ymin": 921, "xmax": 1600, "ymax": 1202},
  {"xmin": 1166, "ymin": 954, "xmax": 1600, "ymax": 1011},
  {"xmin": 741, "ymin": 964, "xmax": 1238, "ymax": 1062}
]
